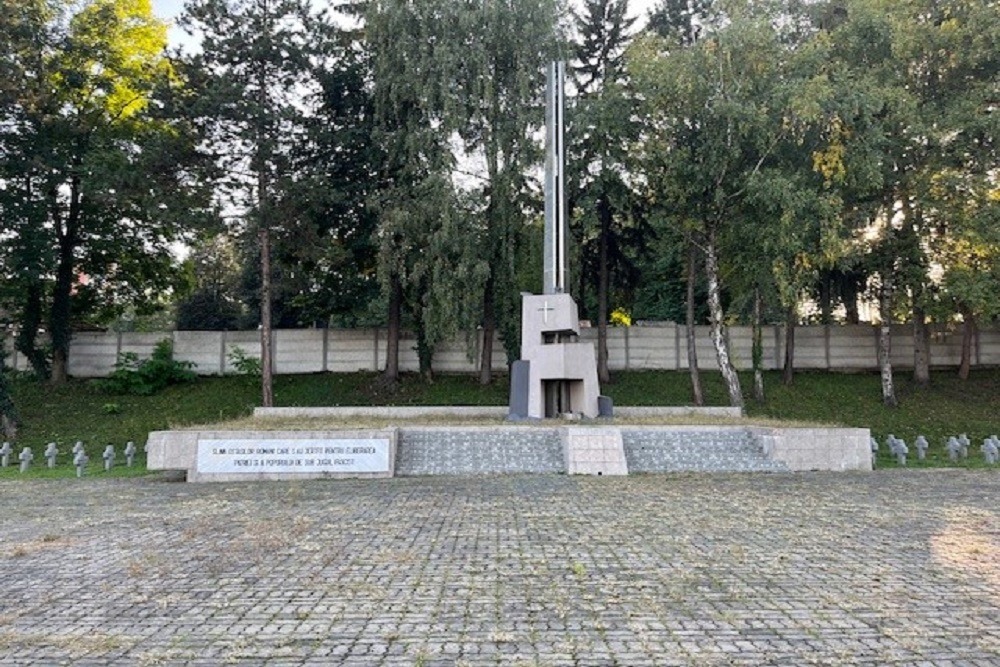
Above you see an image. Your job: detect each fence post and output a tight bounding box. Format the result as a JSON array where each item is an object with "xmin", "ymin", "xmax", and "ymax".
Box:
[
  {"xmin": 772, "ymin": 324, "xmax": 781, "ymax": 371},
  {"xmin": 322, "ymin": 327, "xmax": 329, "ymax": 373},
  {"xmin": 673, "ymin": 323, "xmax": 681, "ymax": 371},
  {"xmin": 623, "ymin": 325, "xmax": 630, "ymax": 371},
  {"xmin": 825, "ymin": 324, "xmax": 832, "ymax": 370},
  {"xmin": 219, "ymin": 331, "xmax": 227, "ymax": 374}
]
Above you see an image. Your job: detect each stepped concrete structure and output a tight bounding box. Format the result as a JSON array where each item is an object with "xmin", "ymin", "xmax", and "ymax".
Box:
[
  {"xmin": 147, "ymin": 421, "xmax": 872, "ymax": 482},
  {"xmin": 508, "ymin": 61, "xmax": 605, "ymax": 420}
]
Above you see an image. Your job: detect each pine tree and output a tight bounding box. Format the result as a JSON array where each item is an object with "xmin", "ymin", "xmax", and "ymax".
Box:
[{"xmin": 180, "ymin": 0, "xmax": 322, "ymax": 405}]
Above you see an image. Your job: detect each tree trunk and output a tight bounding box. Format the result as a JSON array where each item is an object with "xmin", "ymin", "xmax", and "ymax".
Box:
[
  {"xmin": 16, "ymin": 281, "xmax": 49, "ymax": 378},
  {"xmin": 685, "ymin": 236, "xmax": 704, "ymax": 406},
  {"xmin": 259, "ymin": 221, "xmax": 274, "ymax": 407},
  {"xmin": 414, "ymin": 315, "xmax": 434, "ymax": 382},
  {"xmin": 383, "ymin": 274, "xmax": 403, "ymax": 384},
  {"xmin": 479, "ymin": 276, "xmax": 495, "ymax": 385},
  {"xmin": 704, "ymin": 227, "xmax": 743, "ymax": 408},
  {"xmin": 842, "ymin": 272, "xmax": 860, "ymax": 325},
  {"xmin": 958, "ymin": 304, "xmax": 975, "ymax": 380},
  {"xmin": 49, "ymin": 175, "xmax": 81, "ymax": 386},
  {"xmin": 596, "ymin": 196, "xmax": 611, "ymax": 384},
  {"xmin": 782, "ymin": 306, "xmax": 796, "ymax": 386},
  {"xmin": 818, "ymin": 272, "xmax": 833, "ymax": 325},
  {"xmin": 912, "ymin": 303, "xmax": 930, "ymax": 387},
  {"xmin": 877, "ymin": 274, "xmax": 897, "ymax": 407},
  {"xmin": 752, "ymin": 286, "xmax": 765, "ymax": 404},
  {"xmin": 256, "ymin": 4, "xmax": 273, "ymax": 408}
]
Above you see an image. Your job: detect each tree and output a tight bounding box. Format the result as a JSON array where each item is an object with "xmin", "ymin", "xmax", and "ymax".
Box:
[
  {"xmin": 816, "ymin": 0, "xmax": 1000, "ymax": 402},
  {"xmin": 180, "ymin": 0, "xmax": 323, "ymax": 405},
  {"xmin": 630, "ymin": 4, "xmax": 803, "ymax": 409},
  {"xmin": 453, "ymin": 0, "xmax": 559, "ymax": 385},
  {"xmin": 569, "ymin": 0, "xmax": 647, "ymax": 385},
  {"xmin": 0, "ymin": 0, "xmax": 202, "ymax": 383},
  {"xmin": 644, "ymin": 0, "xmax": 717, "ymax": 405},
  {"xmin": 647, "ymin": 0, "xmax": 715, "ymax": 47},
  {"xmin": 286, "ymin": 28, "xmax": 381, "ymax": 329}
]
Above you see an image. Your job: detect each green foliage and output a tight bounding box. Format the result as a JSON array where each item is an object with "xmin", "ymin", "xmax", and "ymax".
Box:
[
  {"xmin": 176, "ymin": 288, "xmax": 243, "ymax": 331},
  {"xmin": 0, "ymin": 0, "xmax": 210, "ymax": 382},
  {"xmin": 226, "ymin": 346, "xmax": 262, "ymax": 377},
  {"xmin": 97, "ymin": 339, "xmax": 195, "ymax": 396}
]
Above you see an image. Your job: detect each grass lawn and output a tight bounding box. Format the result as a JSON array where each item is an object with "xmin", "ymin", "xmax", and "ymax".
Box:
[{"xmin": 3, "ymin": 368, "xmax": 998, "ymax": 477}]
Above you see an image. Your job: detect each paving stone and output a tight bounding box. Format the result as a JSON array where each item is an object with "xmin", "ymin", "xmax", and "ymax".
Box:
[{"xmin": 0, "ymin": 472, "xmax": 996, "ymax": 665}]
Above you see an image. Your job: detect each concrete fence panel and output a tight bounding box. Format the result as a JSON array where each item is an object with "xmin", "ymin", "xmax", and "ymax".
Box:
[
  {"xmin": 327, "ymin": 328, "xmax": 380, "ymax": 373},
  {"xmin": 66, "ymin": 332, "xmax": 120, "ymax": 377},
  {"xmin": 826, "ymin": 325, "xmax": 877, "ymax": 370},
  {"xmin": 928, "ymin": 325, "xmax": 965, "ymax": 368},
  {"xmin": 275, "ymin": 329, "xmax": 325, "ymax": 374},
  {"xmin": 978, "ymin": 327, "xmax": 1000, "ymax": 366},
  {"xmin": 621, "ymin": 325, "xmax": 677, "ymax": 371},
  {"xmin": 174, "ymin": 331, "xmax": 225, "ymax": 374},
  {"xmin": 4, "ymin": 323, "xmax": 1000, "ymax": 378}
]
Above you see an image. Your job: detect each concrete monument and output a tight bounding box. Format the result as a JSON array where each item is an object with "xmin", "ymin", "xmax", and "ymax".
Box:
[{"xmin": 509, "ymin": 62, "xmax": 607, "ymax": 420}]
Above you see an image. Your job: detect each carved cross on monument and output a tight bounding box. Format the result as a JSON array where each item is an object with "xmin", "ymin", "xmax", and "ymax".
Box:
[{"xmin": 538, "ymin": 301, "xmax": 554, "ymax": 324}]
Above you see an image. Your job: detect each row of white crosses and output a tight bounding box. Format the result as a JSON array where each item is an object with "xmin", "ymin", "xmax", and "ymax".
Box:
[
  {"xmin": 0, "ymin": 440, "xmax": 139, "ymax": 475},
  {"xmin": 870, "ymin": 433, "xmax": 999, "ymax": 465}
]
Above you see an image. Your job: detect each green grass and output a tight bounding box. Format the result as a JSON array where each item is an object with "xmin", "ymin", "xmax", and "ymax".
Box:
[{"xmin": 3, "ymin": 368, "xmax": 998, "ymax": 477}]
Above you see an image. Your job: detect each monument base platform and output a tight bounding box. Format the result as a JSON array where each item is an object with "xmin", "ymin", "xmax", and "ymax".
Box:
[{"xmin": 146, "ymin": 414, "xmax": 871, "ymax": 482}]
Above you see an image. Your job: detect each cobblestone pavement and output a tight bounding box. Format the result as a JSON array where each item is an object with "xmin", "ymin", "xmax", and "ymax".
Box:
[{"xmin": 1, "ymin": 472, "xmax": 998, "ymax": 666}]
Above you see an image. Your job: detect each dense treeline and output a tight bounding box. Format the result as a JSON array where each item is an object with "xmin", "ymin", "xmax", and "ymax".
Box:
[{"xmin": 1, "ymin": 0, "xmax": 997, "ymax": 412}]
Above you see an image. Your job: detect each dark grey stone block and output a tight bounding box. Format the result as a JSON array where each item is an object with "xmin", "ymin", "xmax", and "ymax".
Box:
[
  {"xmin": 598, "ymin": 395, "xmax": 613, "ymax": 418},
  {"xmin": 508, "ymin": 360, "xmax": 531, "ymax": 420}
]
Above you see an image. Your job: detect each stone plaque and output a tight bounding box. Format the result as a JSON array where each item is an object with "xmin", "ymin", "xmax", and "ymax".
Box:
[{"xmin": 197, "ymin": 438, "xmax": 391, "ymax": 475}]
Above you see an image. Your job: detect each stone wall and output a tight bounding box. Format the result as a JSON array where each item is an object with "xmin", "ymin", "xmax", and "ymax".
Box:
[{"xmin": 4, "ymin": 322, "xmax": 996, "ymax": 377}]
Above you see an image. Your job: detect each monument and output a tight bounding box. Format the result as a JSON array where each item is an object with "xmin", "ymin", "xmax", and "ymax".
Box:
[{"xmin": 509, "ymin": 62, "xmax": 607, "ymax": 420}]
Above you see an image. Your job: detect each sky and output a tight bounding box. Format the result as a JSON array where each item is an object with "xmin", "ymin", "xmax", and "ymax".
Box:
[{"xmin": 151, "ymin": 0, "xmax": 660, "ymax": 49}]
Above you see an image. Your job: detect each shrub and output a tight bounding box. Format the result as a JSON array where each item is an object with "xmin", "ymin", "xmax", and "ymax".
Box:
[
  {"xmin": 98, "ymin": 339, "xmax": 196, "ymax": 396},
  {"xmin": 226, "ymin": 346, "xmax": 262, "ymax": 376}
]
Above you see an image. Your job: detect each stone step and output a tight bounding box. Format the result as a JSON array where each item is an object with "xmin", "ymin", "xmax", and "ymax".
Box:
[
  {"xmin": 396, "ymin": 427, "xmax": 564, "ymax": 476},
  {"xmin": 395, "ymin": 426, "xmax": 788, "ymax": 476},
  {"xmin": 622, "ymin": 427, "xmax": 789, "ymax": 473}
]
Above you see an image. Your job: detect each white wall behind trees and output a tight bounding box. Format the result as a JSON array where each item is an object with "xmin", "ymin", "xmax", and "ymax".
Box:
[{"xmin": 4, "ymin": 323, "xmax": 997, "ymax": 378}]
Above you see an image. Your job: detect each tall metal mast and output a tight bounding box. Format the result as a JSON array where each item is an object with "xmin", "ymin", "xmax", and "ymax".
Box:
[{"xmin": 543, "ymin": 61, "xmax": 568, "ymax": 295}]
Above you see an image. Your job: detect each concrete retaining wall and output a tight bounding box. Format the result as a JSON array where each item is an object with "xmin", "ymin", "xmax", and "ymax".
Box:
[
  {"xmin": 7, "ymin": 322, "xmax": 992, "ymax": 377},
  {"xmin": 147, "ymin": 424, "xmax": 871, "ymax": 482}
]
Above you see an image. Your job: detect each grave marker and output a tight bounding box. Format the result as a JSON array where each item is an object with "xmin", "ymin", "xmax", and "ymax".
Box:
[
  {"xmin": 45, "ymin": 442, "xmax": 58, "ymax": 468},
  {"xmin": 0, "ymin": 441, "xmax": 10, "ymax": 468},
  {"xmin": 103, "ymin": 445, "xmax": 115, "ymax": 471},
  {"xmin": 981, "ymin": 438, "xmax": 998, "ymax": 465},
  {"xmin": 19, "ymin": 446, "xmax": 33, "ymax": 473},
  {"xmin": 914, "ymin": 435, "xmax": 928, "ymax": 461},
  {"xmin": 946, "ymin": 436, "xmax": 961, "ymax": 462},
  {"xmin": 74, "ymin": 450, "xmax": 88, "ymax": 477},
  {"xmin": 125, "ymin": 441, "xmax": 136, "ymax": 467},
  {"xmin": 888, "ymin": 437, "xmax": 908, "ymax": 466}
]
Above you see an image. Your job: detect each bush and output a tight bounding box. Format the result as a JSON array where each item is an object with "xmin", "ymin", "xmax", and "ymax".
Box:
[
  {"xmin": 98, "ymin": 339, "xmax": 196, "ymax": 396},
  {"xmin": 226, "ymin": 346, "xmax": 262, "ymax": 376}
]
